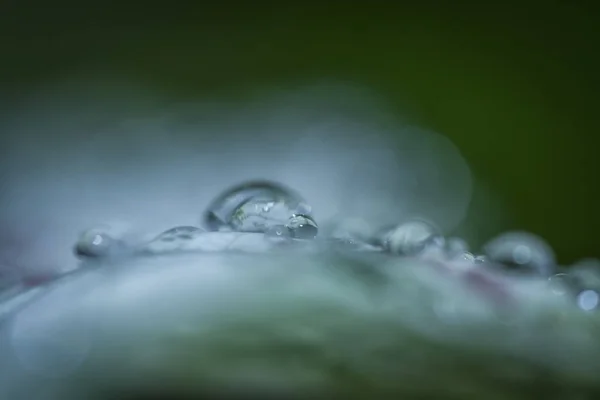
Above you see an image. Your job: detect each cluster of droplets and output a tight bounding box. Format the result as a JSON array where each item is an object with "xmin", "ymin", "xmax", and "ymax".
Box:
[
  {"xmin": 368, "ymin": 220, "xmax": 600, "ymax": 312},
  {"xmin": 73, "ymin": 180, "xmax": 320, "ymax": 259},
  {"xmin": 72, "ymin": 179, "xmax": 599, "ymax": 312}
]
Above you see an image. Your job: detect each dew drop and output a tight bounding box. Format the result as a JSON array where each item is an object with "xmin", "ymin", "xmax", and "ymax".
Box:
[
  {"xmin": 264, "ymin": 225, "xmax": 292, "ymax": 244},
  {"xmin": 547, "ymin": 273, "xmax": 571, "ymax": 296},
  {"xmin": 376, "ymin": 219, "xmax": 440, "ymax": 255},
  {"xmin": 202, "ymin": 180, "xmax": 318, "ymax": 237},
  {"xmin": 74, "ymin": 226, "xmax": 123, "ymax": 259},
  {"xmin": 426, "ymin": 235, "xmax": 446, "ymax": 249},
  {"xmin": 577, "ymin": 289, "xmax": 599, "ymax": 311},
  {"xmin": 444, "ymin": 237, "xmax": 470, "ymax": 261},
  {"xmin": 156, "ymin": 226, "xmax": 203, "ymax": 241},
  {"xmin": 474, "ymin": 255, "xmax": 488, "ymax": 264},
  {"xmin": 461, "ymin": 252, "xmax": 476, "ymax": 263},
  {"xmin": 286, "ymin": 214, "xmax": 318, "ymax": 239},
  {"xmin": 482, "ymin": 231, "xmax": 556, "ymax": 276}
]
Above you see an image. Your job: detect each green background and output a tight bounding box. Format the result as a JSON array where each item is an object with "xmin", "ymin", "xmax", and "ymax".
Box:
[{"xmin": 1, "ymin": 2, "xmax": 598, "ymax": 263}]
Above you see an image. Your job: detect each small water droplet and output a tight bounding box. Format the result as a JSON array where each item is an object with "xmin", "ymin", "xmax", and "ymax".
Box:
[
  {"xmin": 565, "ymin": 259, "xmax": 600, "ymax": 303},
  {"xmin": 443, "ymin": 237, "xmax": 470, "ymax": 262},
  {"xmin": 74, "ymin": 227, "xmax": 121, "ymax": 259},
  {"xmin": 577, "ymin": 289, "xmax": 599, "ymax": 311},
  {"xmin": 427, "ymin": 235, "xmax": 446, "ymax": 249},
  {"xmin": 474, "ymin": 255, "xmax": 488, "ymax": 264},
  {"xmin": 462, "ymin": 252, "xmax": 476, "ymax": 262},
  {"xmin": 548, "ymin": 273, "xmax": 570, "ymax": 296},
  {"xmin": 377, "ymin": 219, "xmax": 440, "ymax": 255},
  {"xmin": 286, "ymin": 214, "xmax": 318, "ymax": 239},
  {"xmin": 482, "ymin": 231, "xmax": 555, "ymax": 276},
  {"xmin": 264, "ymin": 225, "xmax": 293, "ymax": 244},
  {"xmin": 157, "ymin": 226, "xmax": 203, "ymax": 241},
  {"xmin": 418, "ymin": 235, "xmax": 447, "ymax": 259}
]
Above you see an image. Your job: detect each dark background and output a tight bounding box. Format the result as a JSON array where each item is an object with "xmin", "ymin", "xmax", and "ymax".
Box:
[{"xmin": 0, "ymin": 2, "xmax": 598, "ymax": 264}]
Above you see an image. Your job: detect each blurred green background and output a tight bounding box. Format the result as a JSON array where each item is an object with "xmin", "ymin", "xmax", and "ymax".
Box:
[{"xmin": 1, "ymin": 2, "xmax": 598, "ymax": 263}]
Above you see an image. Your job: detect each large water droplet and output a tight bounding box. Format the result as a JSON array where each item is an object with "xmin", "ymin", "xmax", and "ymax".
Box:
[
  {"xmin": 202, "ymin": 180, "xmax": 318, "ymax": 237},
  {"xmin": 482, "ymin": 231, "xmax": 556, "ymax": 276}
]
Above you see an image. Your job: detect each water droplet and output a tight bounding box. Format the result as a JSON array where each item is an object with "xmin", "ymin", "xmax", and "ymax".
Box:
[
  {"xmin": 74, "ymin": 227, "xmax": 122, "ymax": 259},
  {"xmin": 482, "ymin": 231, "xmax": 556, "ymax": 276},
  {"xmin": 202, "ymin": 180, "xmax": 317, "ymax": 237},
  {"xmin": 426, "ymin": 235, "xmax": 446, "ymax": 249},
  {"xmin": 286, "ymin": 214, "xmax": 318, "ymax": 239},
  {"xmin": 577, "ymin": 289, "xmax": 599, "ymax": 311},
  {"xmin": 548, "ymin": 273, "xmax": 571, "ymax": 296},
  {"xmin": 376, "ymin": 219, "xmax": 440, "ymax": 255},
  {"xmin": 564, "ymin": 259, "xmax": 600, "ymax": 302},
  {"xmin": 461, "ymin": 252, "xmax": 476, "ymax": 262},
  {"xmin": 443, "ymin": 237, "xmax": 470, "ymax": 261},
  {"xmin": 418, "ymin": 235, "xmax": 447, "ymax": 259},
  {"xmin": 474, "ymin": 255, "xmax": 488, "ymax": 264},
  {"xmin": 157, "ymin": 226, "xmax": 203, "ymax": 241},
  {"xmin": 264, "ymin": 225, "xmax": 292, "ymax": 244}
]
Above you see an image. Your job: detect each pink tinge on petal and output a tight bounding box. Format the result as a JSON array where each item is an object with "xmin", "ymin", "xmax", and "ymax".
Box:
[
  {"xmin": 462, "ymin": 268, "xmax": 514, "ymax": 307},
  {"xmin": 21, "ymin": 271, "xmax": 61, "ymax": 288}
]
